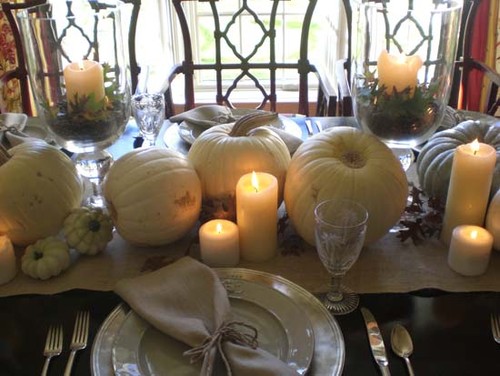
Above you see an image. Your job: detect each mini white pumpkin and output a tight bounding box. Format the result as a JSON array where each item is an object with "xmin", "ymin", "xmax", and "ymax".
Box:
[
  {"xmin": 284, "ymin": 127, "xmax": 408, "ymax": 245},
  {"xmin": 103, "ymin": 147, "xmax": 202, "ymax": 246}
]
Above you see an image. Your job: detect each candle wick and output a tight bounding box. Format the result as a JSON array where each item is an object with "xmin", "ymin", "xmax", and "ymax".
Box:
[{"xmin": 473, "ymin": 149, "xmax": 477, "ymax": 156}]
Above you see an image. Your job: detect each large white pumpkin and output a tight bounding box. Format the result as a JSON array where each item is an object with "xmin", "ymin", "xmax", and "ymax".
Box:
[
  {"xmin": 103, "ymin": 147, "xmax": 202, "ymax": 246},
  {"xmin": 284, "ymin": 127, "xmax": 408, "ymax": 245},
  {"xmin": 0, "ymin": 140, "xmax": 83, "ymax": 246},
  {"xmin": 187, "ymin": 115, "xmax": 291, "ymax": 204}
]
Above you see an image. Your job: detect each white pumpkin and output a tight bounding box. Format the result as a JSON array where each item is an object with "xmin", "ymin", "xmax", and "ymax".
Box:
[
  {"xmin": 103, "ymin": 147, "xmax": 202, "ymax": 246},
  {"xmin": 0, "ymin": 141, "xmax": 83, "ymax": 246},
  {"xmin": 486, "ymin": 188, "xmax": 500, "ymax": 251},
  {"xmin": 284, "ymin": 127, "xmax": 408, "ymax": 245},
  {"xmin": 187, "ymin": 115, "xmax": 291, "ymax": 205}
]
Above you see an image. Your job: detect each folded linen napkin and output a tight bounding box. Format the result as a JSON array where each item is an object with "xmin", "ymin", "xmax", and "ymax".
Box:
[
  {"xmin": 114, "ymin": 256, "xmax": 299, "ymax": 376},
  {"xmin": 170, "ymin": 105, "xmax": 236, "ymax": 128}
]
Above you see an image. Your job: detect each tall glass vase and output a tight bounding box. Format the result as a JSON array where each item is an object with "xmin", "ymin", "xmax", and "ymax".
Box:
[
  {"xmin": 17, "ymin": 0, "xmax": 131, "ymax": 207},
  {"xmin": 351, "ymin": 0, "xmax": 462, "ymax": 170}
]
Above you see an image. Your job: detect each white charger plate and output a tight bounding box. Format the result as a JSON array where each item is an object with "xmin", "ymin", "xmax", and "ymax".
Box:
[
  {"xmin": 111, "ymin": 274, "xmax": 314, "ymax": 375},
  {"xmin": 91, "ymin": 269, "xmax": 345, "ymax": 376}
]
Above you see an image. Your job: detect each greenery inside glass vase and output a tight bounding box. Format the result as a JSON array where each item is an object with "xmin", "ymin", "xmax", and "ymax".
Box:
[
  {"xmin": 45, "ymin": 63, "xmax": 129, "ymax": 145},
  {"xmin": 355, "ymin": 70, "xmax": 441, "ymax": 142}
]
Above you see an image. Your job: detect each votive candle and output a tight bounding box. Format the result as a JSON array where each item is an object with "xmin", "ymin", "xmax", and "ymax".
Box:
[
  {"xmin": 236, "ymin": 171, "xmax": 278, "ymax": 262},
  {"xmin": 440, "ymin": 140, "xmax": 496, "ymax": 246},
  {"xmin": 199, "ymin": 219, "xmax": 239, "ymax": 267},
  {"xmin": 0, "ymin": 235, "xmax": 17, "ymax": 285},
  {"xmin": 448, "ymin": 225, "xmax": 493, "ymax": 276}
]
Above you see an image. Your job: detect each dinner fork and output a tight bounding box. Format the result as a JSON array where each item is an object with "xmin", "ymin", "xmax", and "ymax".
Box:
[
  {"xmin": 491, "ymin": 313, "xmax": 500, "ymax": 344},
  {"xmin": 41, "ymin": 325, "xmax": 63, "ymax": 376},
  {"xmin": 64, "ymin": 311, "xmax": 90, "ymax": 376},
  {"xmin": 304, "ymin": 118, "xmax": 314, "ymax": 136}
]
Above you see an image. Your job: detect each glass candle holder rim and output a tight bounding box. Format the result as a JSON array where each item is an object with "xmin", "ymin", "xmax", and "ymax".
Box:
[
  {"xmin": 352, "ymin": 0, "xmax": 463, "ymax": 12},
  {"xmin": 17, "ymin": 2, "xmax": 123, "ymax": 20},
  {"xmin": 314, "ymin": 198, "xmax": 369, "ymax": 229}
]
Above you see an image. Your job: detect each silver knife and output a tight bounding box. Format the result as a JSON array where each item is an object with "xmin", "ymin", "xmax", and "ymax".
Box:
[{"xmin": 361, "ymin": 307, "xmax": 391, "ymax": 375}]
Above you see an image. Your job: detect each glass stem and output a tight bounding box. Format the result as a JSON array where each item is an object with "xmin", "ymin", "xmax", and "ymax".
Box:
[{"xmin": 327, "ymin": 275, "xmax": 344, "ymax": 302}]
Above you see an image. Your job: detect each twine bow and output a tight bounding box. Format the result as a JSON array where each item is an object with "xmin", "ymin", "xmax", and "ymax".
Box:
[{"xmin": 184, "ymin": 321, "xmax": 259, "ymax": 376}]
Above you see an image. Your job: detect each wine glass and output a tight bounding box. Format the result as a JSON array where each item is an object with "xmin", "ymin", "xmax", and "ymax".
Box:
[
  {"xmin": 17, "ymin": 1, "xmax": 131, "ymax": 207},
  {"xmin": 131, "ymin": 92, "xmax": 165, "ymax": 147},
  {"xmin": 314, "ymin": 198, "xmax": 368, "ymax": 315},
  {"xmin": 350, "ymin": 0, "xmax": 463, "ymax": 171}
]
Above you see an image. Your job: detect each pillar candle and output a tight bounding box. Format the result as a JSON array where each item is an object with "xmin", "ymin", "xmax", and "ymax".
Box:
[
  {"xmin": 63, "ymin": 60, "xmax": 105, "ymax": 106},
  {"xmin": 448, "ymin": 225, "xmax": 493, "ymax": 276},
  {"xmin": 377, "ymin": 49, "xmax": 423, "ymax": 95},
  {"xmin": 199, "ymin": 219, "xmax": 239, "ymax": 267},
  {"xmin": 236, "ymin": 171, "xmax": 278, "ymax": 262},
  {"xmin": 0, "ymin": 236, "xmax": 17, "ymax": 285},
  {"xmin": 440, "ymin": 140, "xmax": 497, "ymax": 246}
]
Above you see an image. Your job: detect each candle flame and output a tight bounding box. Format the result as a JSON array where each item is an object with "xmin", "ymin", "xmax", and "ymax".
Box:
[
  {"xmin": 470, "ymin": 230, "xmax": 478, "ymax": 240},
  {"xmin": 470, "ymin": 139, "xmax": 480, "ymax": 155},
  {"xmin": 216, "ymin": 222, "xmax": 222, "ymax": 234},
  {"xmin": 251, "ymin": 171, "xmax": 259, "ymax": 193},
  {"xmin": 78, "ymin": 60, "xmax": 85, "ymax": 70}
]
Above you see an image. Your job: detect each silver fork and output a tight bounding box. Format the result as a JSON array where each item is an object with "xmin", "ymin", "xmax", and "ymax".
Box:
[
  {"xmin": 64, "ymin": 311, "xmax": 90, "ymax": 376},
  {"xmin": 491, "ymin": 313, "xmax": 500, "ymax": 344},
  {"xmin": 41, "ymin": 325, "xmax": 63, "ymax": 376}
]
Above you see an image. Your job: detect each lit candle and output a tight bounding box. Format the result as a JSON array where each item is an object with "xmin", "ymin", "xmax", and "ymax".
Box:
[
  {"xmin": 0, "ymin": 236, "xmax": 17, "ymax": 285},
  {"xmin": 377, "ymin": 49, "xmax": 423, "ymax": 94},
  {"xmin": 448, "ymin": 225, "xmax": 493, "ymax": 276},
  {"xmin": 199, "ymin": 219, "xmax": 239, "ymax": 267},
  {"xmin": 63, "ymin": 60, "xmax": 105, "ymax": 107},
  {"xmin": 236, "ymin": 171, "xmax": 278, "ymax": 262},
  {"xmin": 440, "ymin": 140, "xmax": 497, "ymax": 246}
]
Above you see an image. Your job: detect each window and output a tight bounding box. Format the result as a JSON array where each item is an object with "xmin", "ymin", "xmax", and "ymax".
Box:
[{"xmin": 136, "ymin": 0, "xmax": 347, "ymax": 104}]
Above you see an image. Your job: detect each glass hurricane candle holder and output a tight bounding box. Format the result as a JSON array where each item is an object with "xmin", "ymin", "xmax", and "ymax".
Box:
[
  {"xmin": 351, "ymin": 0, "xmax": 462, "ymax": 168},
  {"xmin": 18, "ymin": 1, "xmax": 131, "ymax": 207}
]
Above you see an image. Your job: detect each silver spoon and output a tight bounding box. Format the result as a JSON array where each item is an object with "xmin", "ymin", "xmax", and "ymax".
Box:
[{"xmin": 391, "ymin": 323, "xmax": 415, "ymax": 376}]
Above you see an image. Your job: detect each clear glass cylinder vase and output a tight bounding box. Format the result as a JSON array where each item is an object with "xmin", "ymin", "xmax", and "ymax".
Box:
[
  {"xmin": 351, "ymin": 0, "xmax": 463, "ymax": 148},
  {"xmin": 17, "ymin": 1, "xmax": 131, "ymax": 153}
]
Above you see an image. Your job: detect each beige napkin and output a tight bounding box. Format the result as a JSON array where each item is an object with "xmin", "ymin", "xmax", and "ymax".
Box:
[
  {"xmin": 169, "ymin": 105, "xmax": 236, "ymax": 128},
  {"xmin": 114, "ymin": 256, "xmax": 300, "ymax": 376}
]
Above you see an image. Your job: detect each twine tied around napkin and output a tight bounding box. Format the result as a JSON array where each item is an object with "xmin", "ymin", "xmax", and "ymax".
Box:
[
  {"xmin": 114, "ymin": 256, "xmax": 299, "ymax": 376},
  {"xmin": 184, "ymin": 320, "xmax": 258, "ymax": 375}
]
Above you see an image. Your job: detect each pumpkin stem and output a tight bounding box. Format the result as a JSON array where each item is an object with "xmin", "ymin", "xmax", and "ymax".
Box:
[
  {"xmin": 0, "ymin": 144, "xmax": 11, "ymax": 165},
  {"xmin": 228, "ymin": 112, "xmax": 279, "ymax": 137}
]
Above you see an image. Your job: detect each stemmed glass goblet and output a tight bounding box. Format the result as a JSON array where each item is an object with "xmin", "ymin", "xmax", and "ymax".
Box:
[
  {"xmin": 314, "ymin": 198, "xmax": 368, "ymax": 315},
  {"xmin": 131, "ymin": 92, "xmax": 165, "ymax": 147}
]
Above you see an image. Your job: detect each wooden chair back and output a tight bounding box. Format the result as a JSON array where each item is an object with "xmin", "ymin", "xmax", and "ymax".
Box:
[{"xmin": 164, "ymin": 0, "xmax": 335, "ymax": 117}]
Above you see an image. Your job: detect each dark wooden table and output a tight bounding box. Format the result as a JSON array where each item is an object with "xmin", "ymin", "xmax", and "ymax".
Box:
[{"xmin": 1, "ymin": 290, "xmax": 499, "ymax": 375}]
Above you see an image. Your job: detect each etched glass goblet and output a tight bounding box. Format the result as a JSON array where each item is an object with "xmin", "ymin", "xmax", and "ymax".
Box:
[
  {"xmin": 315, "ymin": 198, "xmax": 368, "ymax": 315},
  {"xmin": 131, "ymin": 93, "xmax": 165, "ymax": 147}
]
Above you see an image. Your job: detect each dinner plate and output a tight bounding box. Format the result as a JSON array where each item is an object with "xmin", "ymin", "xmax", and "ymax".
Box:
[
  {"xmin": 111, "ymin": 274, "xmax": 314, "ymax": 375},
  {"xmin": 91, "ymin": 269, "xmax": 345, "ymax": 376},
  {"xmin": 164, "ymin": 110, "xmax": 302, "ymax": 150}
]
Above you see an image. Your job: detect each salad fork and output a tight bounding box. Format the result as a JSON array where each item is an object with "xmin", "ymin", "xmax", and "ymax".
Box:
[
  {"xmin": 491, "ymin": 313, "xmax": 500, "ymax": 344},
  {"xmin": 42, "ymin": 325, "xmax": 63, "ymax": 376},
  {"xmin": 64, "ymin": 311, "xmax": 90, "ymax": 376}
]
